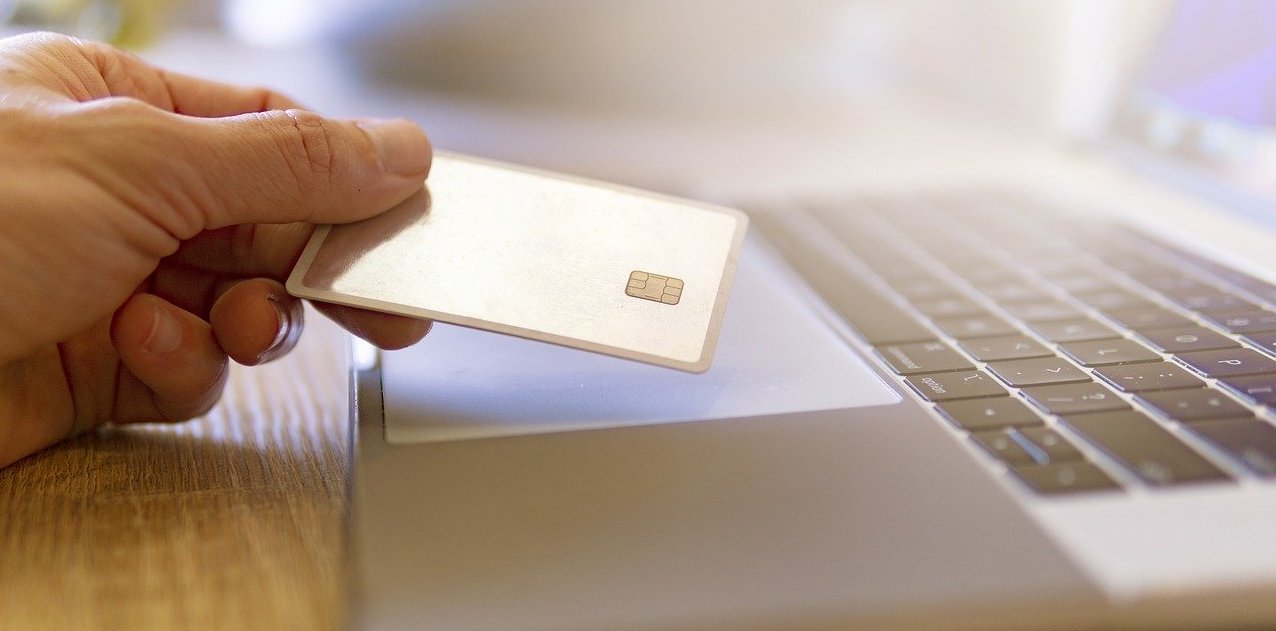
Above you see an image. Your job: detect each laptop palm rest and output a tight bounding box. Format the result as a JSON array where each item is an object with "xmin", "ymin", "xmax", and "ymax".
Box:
[{"xmin": 381, "ymin": 237, "xmax": 901, "ymax": 443}]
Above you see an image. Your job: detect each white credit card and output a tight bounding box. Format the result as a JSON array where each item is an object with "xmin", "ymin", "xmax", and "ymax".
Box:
[{"xmin": 285, "ymin": 151, "xmax": 748, "ymax": 373}]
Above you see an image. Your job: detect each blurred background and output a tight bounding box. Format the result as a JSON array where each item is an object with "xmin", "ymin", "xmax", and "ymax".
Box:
[{"xmin": 4, "ymin": 0, "xmax": 1256, "ymax": 197}]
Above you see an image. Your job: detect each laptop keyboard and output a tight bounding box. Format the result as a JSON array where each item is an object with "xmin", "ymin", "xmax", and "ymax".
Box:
[{"xmin": 749, "ymin": 192, "xmax": 1276, "ymax": 497}]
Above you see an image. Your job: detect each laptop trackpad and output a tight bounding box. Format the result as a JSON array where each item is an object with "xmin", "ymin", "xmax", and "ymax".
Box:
[{"xmin": 381, "ymin": 237, "xmax": 901, "ymax": 443}]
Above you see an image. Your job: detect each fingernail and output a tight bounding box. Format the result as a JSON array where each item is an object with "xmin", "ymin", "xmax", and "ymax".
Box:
[
  {"xmin": 357, "ymin": 118, "xmax": 431, "ymax": 177},
  {"xmin": 263, "ymin": 298, "xmax": 291, "ymax": 355},
  {"xmin": 144, "ymin": 304, "xmax": 182, "ymax": 354},
  {"xmin": 256, "ymin": 296, "xmax": 302, "ymax": 364}
]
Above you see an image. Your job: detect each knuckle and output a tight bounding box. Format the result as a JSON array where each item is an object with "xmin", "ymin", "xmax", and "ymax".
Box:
[
  {"xmin": 59, "ymin": 97, "xmax": 170, "ymax": 140},
  {"xmin": 278, "ymin": 108, "xmax": 340, "ymax": 182},
  {"xmin": 9, "ymin": 30, "xmax": 82, "ymax": 53},
  {"xmin": 90, "ymin": 95, "xmax": 160, "ymax": 119},
  {"xmin": 50, "ymin": 98, "xmax": 204, "ymax": 239},
  {"xmin": 61, "ymin": 97, "xmax": 180, "ymax": 177},
  {"xmin": 42, "ymin": 99, "xmax": 145, "ymax": 177}
]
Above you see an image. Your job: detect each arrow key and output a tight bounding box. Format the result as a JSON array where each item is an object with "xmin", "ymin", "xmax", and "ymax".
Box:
[{"xmin": 986, "ymin": 357, "xmax": 1091, "ymax": 387}]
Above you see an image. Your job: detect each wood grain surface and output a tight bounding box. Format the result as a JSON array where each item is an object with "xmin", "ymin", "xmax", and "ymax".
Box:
[{"xmin": 0, "ymin": 308, "xmax": 351, "ymax": 631}]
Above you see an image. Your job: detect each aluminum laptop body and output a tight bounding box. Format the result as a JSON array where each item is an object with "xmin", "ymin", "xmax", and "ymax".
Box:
[{"xmin": 348, "ymin": 3, "xmax": 1276, "ymax": 629}]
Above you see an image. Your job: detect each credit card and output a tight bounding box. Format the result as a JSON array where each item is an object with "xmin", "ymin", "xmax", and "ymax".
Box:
[{"xmin": 286, "ymin": 151, "xmax": 748, "ymax": 373}]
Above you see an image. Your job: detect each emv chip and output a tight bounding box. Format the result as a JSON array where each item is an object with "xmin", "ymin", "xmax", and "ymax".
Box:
[{"xmin": 627, "ymin": 271, "xmax": 684, "ymax": 305}]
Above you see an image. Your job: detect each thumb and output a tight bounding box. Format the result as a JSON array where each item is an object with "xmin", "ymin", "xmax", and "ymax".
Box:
[{"xmin": 175, "ymin": 109, "xmax": 431, "ymax": 231}]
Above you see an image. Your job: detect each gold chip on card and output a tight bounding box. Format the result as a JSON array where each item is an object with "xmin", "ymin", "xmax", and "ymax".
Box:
[{"xmin": 626, "ymin": 271, "xmax": 684, "ymax": 305}]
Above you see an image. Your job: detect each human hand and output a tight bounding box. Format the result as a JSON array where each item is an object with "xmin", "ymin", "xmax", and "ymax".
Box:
[{"xmin": 0, "ymin": 32, "xmax": 433, "ymax": 468}]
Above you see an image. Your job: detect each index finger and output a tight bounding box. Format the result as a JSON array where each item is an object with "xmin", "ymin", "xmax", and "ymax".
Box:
[
  {"xmin": 154, "ymin": 68, "xmax": 304, "ymax": 116},
  {"xmin": 78, "ymin": 38, "xmax": 305, "ymax": 116}
]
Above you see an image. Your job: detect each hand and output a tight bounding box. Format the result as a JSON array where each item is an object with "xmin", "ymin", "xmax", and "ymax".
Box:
[{"xmin": 0, "ymin": 32, "xmax": 434, "ymax": 468}]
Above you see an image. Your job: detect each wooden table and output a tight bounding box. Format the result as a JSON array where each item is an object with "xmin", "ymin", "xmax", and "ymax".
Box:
[{"xmin": 0, "ymin": 309, "xmax": 351, "ymax": 631}]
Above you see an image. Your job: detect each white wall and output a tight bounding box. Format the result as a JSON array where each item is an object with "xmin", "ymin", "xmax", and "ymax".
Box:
[
  {"xmin": 887, "ymin": 0, "xmax": 1171, "ymax": 136},
  {"xmin": 217, "ymin": 0, "xmax": 1173, "ymax": 134}
]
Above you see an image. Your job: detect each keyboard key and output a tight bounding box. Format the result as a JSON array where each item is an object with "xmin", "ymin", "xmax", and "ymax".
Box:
[
  {"xmin": 831, "ymin": 294, "xmax": 935, "ymax": 345},
  {"xmin": 1031, "ymin": 318, "xmax": 1120, "ymax": 343},
  {"xmin": 1022, "ymin": 382, "xmax": 1130, "ymax": 415},
  {"xmin": 1003, "ymin": 242, "xmax": 1076, "ymax": 261},
  {"xmin": 1021, "ymin": 260, "xmax": 1089, "ymax": 279},
  {"xmin": 986, "ymin": 357, "xmax": 1090, "ymax": 387},
  {"xmin": 958, "ymin": 335, "xmax": 1052, "ymax": 362},
  {"xmin": 903, "ymin": 371, "xmax": 1008, "ymax": 402},
  {"xmin": 1058, "ymin": 339, "xmax": 1160, "ymax": 367},
  {"xmin": 895, "ymin": 277, "xmax": 958, "ymax": 300},
  {"xmin": 1017, "ymin": 427, "xmax": 1086, "ymax": 463},
  {"xmin": 972, "ymin": 430, "xmax": 1040, "ymax": 466},
  {"xmin": 1166, "ymin": 291, "xmax": 1256, "ymax": 312},
  {"xmin": 1242, "ymin": 331, "xmax": 1276, "ymax": 356},
  {"xmin": 1241, "ymin": 283, "xmax": 1276, "ymax": 304},
  {"xmin": 1002, "ymin": 301, "xmax": 1083, "ymax": 322},
  {"xmin": 1074, "ymin": 289, "xmax": 1154, "ymax": 312},
  {"xmin": 912, "ymin": 296, "xmax": 985, "ymax": 318},
  {"xmin": 1196, "ymin": 299, "xmax": 1264, "ymax": 315},
  {"xmin": 980, "ymin": 282, "xmax": 1052, "ymax": 304},
  {"xmin": 1051, "ymin": 275, "xmax": 1117, "ymax": 294},
  {"xmin": 829, "ymin": 298, "xmax": 934, "ymax": 345},
  {"xmin": 751, "ymin": 213, "xmax": 934, "ymax": 345},
  {"xmin": 973, "ymin": 427, "xmax": 1083, "ymax": 467},
  {"xmin": 1136, "ymin": 388, "xmax": 1252, "ymax": 422},
  {"xmin": 1187, "ymin": 418, "xmax": 1276, "ymax": 477},
  {"xmin": 1011, "ymin": 462, "xmax": 1121, "ymax": 495},
  {"xmin": 1138, "ymin": 327, "xmax": 1239, "ymax": 353},
  {"xmin": 1201, "ymin": 309, "xmax": 1276, "ymax": 334},
  {"xmin": 1175, "ymin": 348, "xmax": 1276, "ymax": 378},
  {"xmin": 876, "ymin": 342, "xmax": 974, "ymax": 375},
  {"xmin": 1064, "ymin": 411, "xmax": 1231, "ymax": 486},
  {"xmin": 1218, "ymin": 375, "xmax": 1276, "ymax": 406},
  {"xmin": 1104, "ymin": 307, "xmax": 1194, "ymax": 332},
  {"xmin": 962, "ymin": 268, "xmax": 1021, "ymax": 288},
  {"xmin": 875, "ymin": 265, "xmax": 930, "ymax": 283},
  {"xmin": 933, "ymin": 315, "xmax": 1018, "ymax": 339},
  {"xmin": 1095, "ymin": 362, "xmax": 1204, "ymax": 392},
  {"xmin": 1137, "ymin": 275, "xmax": 1212, "ymax": 294},
  {"xmin": 1092, "ymin": 250, "xmax": 1159, "ymax": 270},
  {"xmin": 936, "ymin": 398, "xmax": 1044, "ymax": 431}
]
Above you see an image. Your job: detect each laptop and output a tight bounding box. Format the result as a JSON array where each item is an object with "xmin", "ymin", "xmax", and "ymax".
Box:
[{"xmin": 344, "ymin": 1, "xmax": 1276, "ymax": 628}]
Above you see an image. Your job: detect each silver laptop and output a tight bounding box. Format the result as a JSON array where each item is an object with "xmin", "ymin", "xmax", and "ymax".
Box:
[{"xmin": 347, "ymin": 2, "xmax": 1276, "ymax": 629}]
